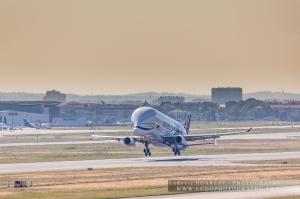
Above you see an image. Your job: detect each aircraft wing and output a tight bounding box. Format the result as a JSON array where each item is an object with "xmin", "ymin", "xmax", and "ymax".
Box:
[
  {"xmin": 185, "ymin": 128, "xmax": 252, "ymax": 141},
  {"xmin": 162, "ymin": 128, "xmax": 253, "ymax": 142},
  {"xmin": 91, "ymin": 135, "xmax": 146, "ymax": 143},
  {"xmin": 91, "ymin": 128, "xmax": 252, "ymax": 145}
]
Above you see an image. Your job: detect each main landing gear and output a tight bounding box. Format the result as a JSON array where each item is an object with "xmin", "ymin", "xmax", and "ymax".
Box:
[
  {"xmin": 144, "ymin": 140, "xmax": 152, "ymax": 156},
  {"xmin": 173, "ymin": 148, "xmax": 181, "ymax": 156}
]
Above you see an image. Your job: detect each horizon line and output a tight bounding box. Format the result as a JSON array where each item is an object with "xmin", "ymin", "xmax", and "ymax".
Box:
[{"xmin": 0, "ymin": 90, "xmax": 299, "ymax": 96}]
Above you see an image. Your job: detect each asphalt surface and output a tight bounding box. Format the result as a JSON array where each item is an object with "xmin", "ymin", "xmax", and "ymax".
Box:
[
  {"xmin": 1, "ymin": 151, "xmax": 300, "ymax": 174},
  {"xmin": 1, "ymin": 126, "xmax": 299, "ymax": 198},
  {"xmin": 0, "ymin": 131, "xmax": 299, "ymax": 147},
  {"xmin": 0, "ymin": 125, "xmax": 298, "ymax": 148},
  {"xmin": 0, "ymin": 128, "xmax": 132, "ymax": 136},
  {"xmin": 0, "ymin": 140, "xmax": 114, "ymax": 147}
]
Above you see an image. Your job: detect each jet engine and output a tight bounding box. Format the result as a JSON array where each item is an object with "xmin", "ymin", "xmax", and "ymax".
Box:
[
  {"xmin": 175, "ymin": 135, "xmax": 186, "ymax": 145},
  {"xmin": 124, "ymin": 137, "xmax": 136, "ymax": 146}
]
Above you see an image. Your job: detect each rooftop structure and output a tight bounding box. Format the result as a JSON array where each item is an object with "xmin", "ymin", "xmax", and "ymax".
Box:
[
  {"xmin": 155, "ymin": 96, "xmax": 185, "ymax": 105},
  {"xmin": 43, "ymin": 90, "xmax": 66, "ymax": 103},
  {"xmin": 212, "ymin": 87, "xmax": 243, "ymax": 104}
]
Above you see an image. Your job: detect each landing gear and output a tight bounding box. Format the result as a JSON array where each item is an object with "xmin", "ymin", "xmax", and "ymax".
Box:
[
  {"xmin": 173, "ymin": 148, "xmax": 181, "ymax": 156},
  {"xmin": 143, "ymin": 140, "xmax": 152, "ymax": 156},
  {"xmin": 144, "ymin": 148, "xmax": 151, "ymax": 156}
]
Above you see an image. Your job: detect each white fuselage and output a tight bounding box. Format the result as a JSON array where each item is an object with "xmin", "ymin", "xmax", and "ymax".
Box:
[{"xmin": 131, "ymin": 107, "xmax": 187, "ymax": 147}]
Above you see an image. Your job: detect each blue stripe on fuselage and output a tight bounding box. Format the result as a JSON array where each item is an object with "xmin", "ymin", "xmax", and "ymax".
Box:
[{"xmin": 136, "ymin": 126, "xmax": 154, "ymax": 131}]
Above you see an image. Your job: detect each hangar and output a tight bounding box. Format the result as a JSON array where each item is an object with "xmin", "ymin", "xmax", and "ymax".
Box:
[{"xmin": 0, "ymin": 110, "xmax": 49, "ymax": 127}]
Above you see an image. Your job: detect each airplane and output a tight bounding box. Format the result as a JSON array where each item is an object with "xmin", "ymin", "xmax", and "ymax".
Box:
[
  {"xmin": 93, "ymin": 107, "xmax": 252, "ymax": 156},
  {"xmin": 0, "ymin": 123, "xmax": 11, "ymax": 131},
  {"xmin": 23, "ymin": 119, "xmax": 52, "ymax": 129},
  {"xmin": 0, "ymin": 123, "xmax": 22, "ymax": 131}
]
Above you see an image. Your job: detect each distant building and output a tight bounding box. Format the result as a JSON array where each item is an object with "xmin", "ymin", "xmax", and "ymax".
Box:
[
  {"xmin": 212, "ymin": 87, "xmax": 243, "ymax": 104},
  {"xmin": 155, "ymin": 96, "xmax": 185, "ymax": 105},
  {"xmin": 43, "ymin": 90, "xmax": 66, "ymax": 103},
  {"xmin": 0, "ymin": 101, "xmax": 60, "ymax": 122},
  {"xmin": 119, "ymin": 100, "xmax": 144, "ymax": 105},
  {"xmin": 0, "ymin": 110, "xmax": 49, "ymax": 127},
  {"xmin": 54, "ymin": 102, "xmax": 138, "ymax": 127},
  {"xmin": 271, "ymin": 104, "xmax": 300, "ymax": 121}
]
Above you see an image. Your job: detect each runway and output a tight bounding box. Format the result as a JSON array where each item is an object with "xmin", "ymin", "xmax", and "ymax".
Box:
[
  {"xmin": 133, "ymin": 185, "xmax": 300, "ymax": 199},
  {"xmin": 0, "ymin": 128, "xmax": 132, "ymax": 136},
  {"xmin": 0, "ymin": 131, "xmax": 299, "ymax": 148},
  {"xmin": 0, "ymin": 140, "xmax": 114, "ymax": 147},
  {"xmin": 1, "ymin": 151, "xmax": 300, "ymax": 174}
]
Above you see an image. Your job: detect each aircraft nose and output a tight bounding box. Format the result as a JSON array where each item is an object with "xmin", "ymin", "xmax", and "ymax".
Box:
[
  {"xmin": 131, "ymin": 107, "xmax": 157, "ymax": 135},
  {"xmin": 131, "ymin": 107, "xmax": 156, "ymax": 124}
]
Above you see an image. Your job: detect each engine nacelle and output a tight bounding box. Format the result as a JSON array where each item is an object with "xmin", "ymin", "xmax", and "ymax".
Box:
[
  {"xmin": 175, "ymin": 135, "xmax": 186, "ymax": 145},
  {"xmin": 124, "ymin": 137, "xmax": 136, "ymax": 146}
]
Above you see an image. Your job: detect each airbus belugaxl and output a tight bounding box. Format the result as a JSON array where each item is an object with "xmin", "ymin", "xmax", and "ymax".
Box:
[{"xmin": 97, "ymin": 107, "xmax": 252, "ymax": 156}]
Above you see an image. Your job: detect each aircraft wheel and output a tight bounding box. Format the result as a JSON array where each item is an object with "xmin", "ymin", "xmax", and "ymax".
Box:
[
  {"xmin": 144, "ymin": 149, "xmax": 151, "ymax": 156},
  {"xmin": 173, "ymin": 148, "xmax": 181, "ymax": 156}
]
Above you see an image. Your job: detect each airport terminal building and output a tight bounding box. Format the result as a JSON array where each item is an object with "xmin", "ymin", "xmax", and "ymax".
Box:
[
  {"xmin": 0, "ymin": 101, "xmax": 60, "ymax": 125},
  {"xmin": 56, "ymin": 102, "xmax": 138, "ymax": 127},
  {"xmin": 0, "ymin": 100, "xmax": 138, "ymax": 127},
  {"xmin": 0, "ymin": 110, "xmax": 49, "ymax": 127}
]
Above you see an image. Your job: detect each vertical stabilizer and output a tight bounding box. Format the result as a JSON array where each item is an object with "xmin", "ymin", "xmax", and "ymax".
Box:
[
  {"xmin": 183, "ymin": 114, "xmax": 191, "ymax": 134},
  {"xmin": 23, "ymin": 119, "xmax": 35, "ymax": 128}
]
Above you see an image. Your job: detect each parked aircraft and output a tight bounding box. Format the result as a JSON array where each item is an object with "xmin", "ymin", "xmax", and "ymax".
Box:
[
  {"xmin": 23, "ymin": 119, "xmax": 52, "ymax": 129},
  {"xmin": 0, "ymin": 123, "xmax": 11, "ymax": 131}
]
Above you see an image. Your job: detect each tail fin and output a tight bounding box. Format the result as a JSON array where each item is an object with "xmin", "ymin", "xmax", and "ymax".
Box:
[
  {"xmin": 23, "ymin": 119, "xmax": 35, "ymax": 128},
  {"xmin": 183, "ymin": 114, "xmax": 191, "ymax": 134}
]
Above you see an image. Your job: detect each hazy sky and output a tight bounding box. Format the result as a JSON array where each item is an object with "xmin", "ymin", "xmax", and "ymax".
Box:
[{"xmin": 0, "ymin": 0, "xmax": 299, "ymax": 95}]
